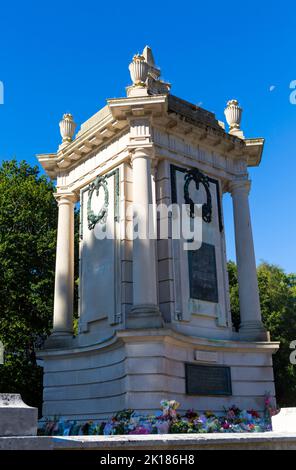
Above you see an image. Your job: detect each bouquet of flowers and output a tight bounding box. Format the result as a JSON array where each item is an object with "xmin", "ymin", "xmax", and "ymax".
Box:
[{"xmin": 40, "ymin": 394, "xmax": 275, "ymax": 436}]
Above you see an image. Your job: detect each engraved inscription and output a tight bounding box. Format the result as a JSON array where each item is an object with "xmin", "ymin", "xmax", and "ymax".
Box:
[
  {"xmin": 188, "ymin": 242, "xmax": 218, "ymax": 302},
  {"xmin": 186, "ymin": 364, "xmax": 232, "ymax": 396}
]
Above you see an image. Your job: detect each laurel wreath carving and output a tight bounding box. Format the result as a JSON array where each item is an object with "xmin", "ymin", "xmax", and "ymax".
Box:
[
  {"xmin": 87, "ymin": 176, "xmax": 109, "ymax": 230},
  {"xmin": 184, "ymin": 168, "xmax": 212, "ymax": 223}
]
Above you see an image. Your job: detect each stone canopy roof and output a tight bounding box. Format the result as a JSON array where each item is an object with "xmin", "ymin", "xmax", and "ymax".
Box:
[
  {"xmin": 168, "ymin": 95, "xmax": 223, "ymax": 131},
  {"xmin": 37, "ymin": 46, "xmax": 264, "ymax": 179}
]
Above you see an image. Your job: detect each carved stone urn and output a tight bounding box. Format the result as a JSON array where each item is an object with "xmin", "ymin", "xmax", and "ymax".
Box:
[
  {"xmin": 224, "ymin": 99, "xmax": 242, "ymax": 131},
  {"xmin": 59, "ymin": 113, "xmax": 76, "ymax": 145},
  {"xmin": 129, "ymin": 54, "xmax": 148, "ymax": 86}
]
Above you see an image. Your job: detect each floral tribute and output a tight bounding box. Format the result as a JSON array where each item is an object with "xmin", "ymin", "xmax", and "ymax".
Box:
[{"xmin": 40, "ymin": 395, "xmax": 278, "ymax": 436}]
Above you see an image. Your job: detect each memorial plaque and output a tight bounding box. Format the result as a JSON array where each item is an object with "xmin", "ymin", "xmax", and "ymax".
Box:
[
  {"xmin": 188, "ymin": 242, "xmax": 218, "ymax": 302},
  {"xmin": 185, "ymin": 364, "xmax": 232, "ymax": 396}
]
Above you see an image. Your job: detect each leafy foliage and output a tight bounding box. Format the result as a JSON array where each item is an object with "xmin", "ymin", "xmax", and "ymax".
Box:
[
  {"xmin": 228, "ymin": 261, "xmax": 296, "ymax": 406},
  {"xmin": 0, "ymin": 160, "xmax": 57, "ymax": 412},
  {"xmin": 227, "ymin": 260, "xmax": 240, "ymax": 331}
]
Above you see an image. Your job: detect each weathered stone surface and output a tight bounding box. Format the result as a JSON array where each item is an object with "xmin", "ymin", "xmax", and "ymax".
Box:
[
  {"xmin": 272, "ymin": 408, "xmax": 296, "ymax": 432},
  {"xmin": 0, "ymin": 437, "xmax": 52, "ymax": 450},
  {"xmin": 168, "ymin": 95, "xmax": 222, "ymax": 130},
  {"xmin": 40, "ymin": 330, "xmax": 279, "ymax": 420},
  {"xmin": 0, "ymin": 394, "xmax": 38, "ymax": 436},
  {"xmin": 1, "ymin": 433, "xmax": 296, "ymax": 451},
  {"xmin": 52, "ymin": 433, "xmax": 296, "ymax": 450}
]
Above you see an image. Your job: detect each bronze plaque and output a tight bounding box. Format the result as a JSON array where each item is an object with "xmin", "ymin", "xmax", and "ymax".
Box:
[
  {"xmin": 185, "ymin": 364, "xmax": 232, "ymax": 396},
  {"xmin": 188, "ymin": 242, "xmax": 218, "ymax": 302}
]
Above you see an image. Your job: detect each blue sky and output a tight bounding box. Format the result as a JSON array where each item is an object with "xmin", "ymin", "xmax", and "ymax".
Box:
[{"xmin": 0, "ymin": 0, "xmax": 295, "ymax": 272}]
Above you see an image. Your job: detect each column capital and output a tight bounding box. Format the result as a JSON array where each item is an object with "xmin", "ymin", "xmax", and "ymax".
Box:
[
  {"xmin": 151, "ymin": 157, "xmax": 159, "ymax": 176},
  {"xmin": 54, "ymin": 191, "xmax": 77, "ymax": 206},
  {"xmin": 129, "ymin": 146, "xmax": 155, "ymax": 163},
  {"xmin": 220, "ymin": 178, "xmax": 229, "ymax": 194},
  {"xmin": 228, "ymin": 177, "xmax": 251, "ymax": 196}
]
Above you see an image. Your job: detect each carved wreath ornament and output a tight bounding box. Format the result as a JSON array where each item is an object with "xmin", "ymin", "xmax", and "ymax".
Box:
[
  {"xmin": 184, "ymin": 168, "xmax": 212, "ymax": 222},
  {"xmin": 87, "ymin": 176, "xmax": 109, "ymax": 230}
]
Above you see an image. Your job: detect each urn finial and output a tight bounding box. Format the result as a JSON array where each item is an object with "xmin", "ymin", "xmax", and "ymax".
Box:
[
  {"xmin": 224, "ymin": 99, "xmax": 244, "ymax": 138},
  {"xmin": 127, "ymin": 54, "xmax": 149, "ymax": 97},
  {"xmin": 59, "ymin": 113, "xmax": 76, "ymax": 150},
  {"xmin": 127, "ymin": 47, "xmax": 171, "ymax": 97},
  {"xmin": 129, "ymin": 53, "xmax": 149, "ymax": 87}
]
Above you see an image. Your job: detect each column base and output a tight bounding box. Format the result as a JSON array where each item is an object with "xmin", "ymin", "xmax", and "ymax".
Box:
[
  {"xmin": 126, "ymin": 305, "xmax": 164, "ymax": 329},
  {"xmin": 44, "ymin": 331, "xmax": 73, "ymax": 349},
  {"xmin": 239, "ymin": 321, "xmax": 269, "ymax": 341}
]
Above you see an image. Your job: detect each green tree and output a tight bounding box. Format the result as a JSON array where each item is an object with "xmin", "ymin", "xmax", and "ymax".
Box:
[
  {"xmin": 227, "ymin": 260, "xmax": 240, "ymax": 331},
  {"xmin": 228, "ymin": 261, "xmax": 296, "ymax": 406},
  {"xmin": 0, "ymin": 160, "xmax": 57, "ymax": 413}
]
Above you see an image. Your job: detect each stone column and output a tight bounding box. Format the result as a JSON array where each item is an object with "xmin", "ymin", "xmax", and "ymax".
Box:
[
  {"xmin": 229, "ymin": 178, "xmax": 267, "ymax": 341},
  {"xmin": 47, "ymin": 192, "xmax": 76, "ymax": 347},
  {"xmin": 127, "ymin": 147, "xmax": 163, "ymax": 328}
]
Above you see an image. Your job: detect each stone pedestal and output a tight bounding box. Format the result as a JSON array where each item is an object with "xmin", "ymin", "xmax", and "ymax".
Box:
[
  {"xmin": 272, "ymin": 408, "xmax": 296, "ymax": 432},
  {"xmin": 0, "ymin": 394, "xmax": 38, "ymax": 436},
  {"xmin": 40, "ymin": 330, "xmax": 278, "ymax": 421}
]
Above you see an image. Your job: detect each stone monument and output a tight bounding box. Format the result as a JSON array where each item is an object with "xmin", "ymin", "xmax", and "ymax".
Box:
[
  {"xmin": 0, "ymin": 394, "xmax": 38, "ymax": 436},
  {"xmin": 37, "ymin": 46, "xmax": 279, "ymax": 422}
]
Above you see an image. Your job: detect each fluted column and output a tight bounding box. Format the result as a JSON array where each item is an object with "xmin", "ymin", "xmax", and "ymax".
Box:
[
  {"xmin": 127, "ymin": 147, "xmax": 163, "ymax": 328},
  {"xmin": 229, "ymin": 178, "xmax": 267, "ymax": 341},
  {"xmin": 47, "ymin": 192, "xmax": 76, "ymax": 347}
]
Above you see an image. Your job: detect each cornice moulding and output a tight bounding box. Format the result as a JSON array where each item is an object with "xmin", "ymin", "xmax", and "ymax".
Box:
[
  {"xmin": 37, "ymin": 97, "xmax": 264, "ymax": 180},
  {"xmin": 108, "ymin": 94, "xmax": 168, "ymax": 120},
  {"xmin": 37, "ymin": 112, "xmax": 129, "ymax": 178},
  {"xmin": 244, "ymin": 138, "xmax": 265, "ymax": 166}
]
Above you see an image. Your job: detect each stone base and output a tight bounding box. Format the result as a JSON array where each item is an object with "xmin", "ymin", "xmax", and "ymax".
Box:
[
  {"xmin": 126, "ymin": 305, "xmax": 164, "ymax": 329},
  {"xmin": 239, "ymin": 321, "xmax": 269, "ymax": 341},
  {"xmin": 44, "ymin": 332, "xmax": 74, "ymax": 349},
  {"xmin": 48, "ymin": 433, "xmax": 296, "ymax": 450},
  {"xmin": 272, "ymin": 408, "xmax": 296, "ymax": 432},
  {"xmin": 229, "ymin": 128, "xmax": 245, "ymax": 139},
  {"xmin": 1, "ymin": 433, "xmax": 296, "ymax": 450},
  {"xmin": 126, "ymin": 85, "xmax": 149, "ymax": 97},
  {"xmin": 0, "ymin": 394, "xmax": 38, "ymax": 437},
  {"xmin": 39, "ymin": 329, "xmax": 279, "ymax": 422}
]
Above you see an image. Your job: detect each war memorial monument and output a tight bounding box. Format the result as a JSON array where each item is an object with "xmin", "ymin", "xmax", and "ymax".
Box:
[{"xmin": 36, "ymin": 47, "xmax": 279, "ymax": 423}]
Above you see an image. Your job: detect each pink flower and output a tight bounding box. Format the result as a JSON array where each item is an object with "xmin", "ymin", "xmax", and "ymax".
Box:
[
  {"xmin": 226, "ymin": 410, "xmax": 236, "ymax": 420},
  {"xmin": 247, "ymin": 409, "xmax": 260, "ymax": 419},
  {"xmin": 222, "ymin": 422, "xmax": 230, "ymax": 429},
  {"xmin": 130, "ymin": 426, "xmax": 150, "ymax": 435}
]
